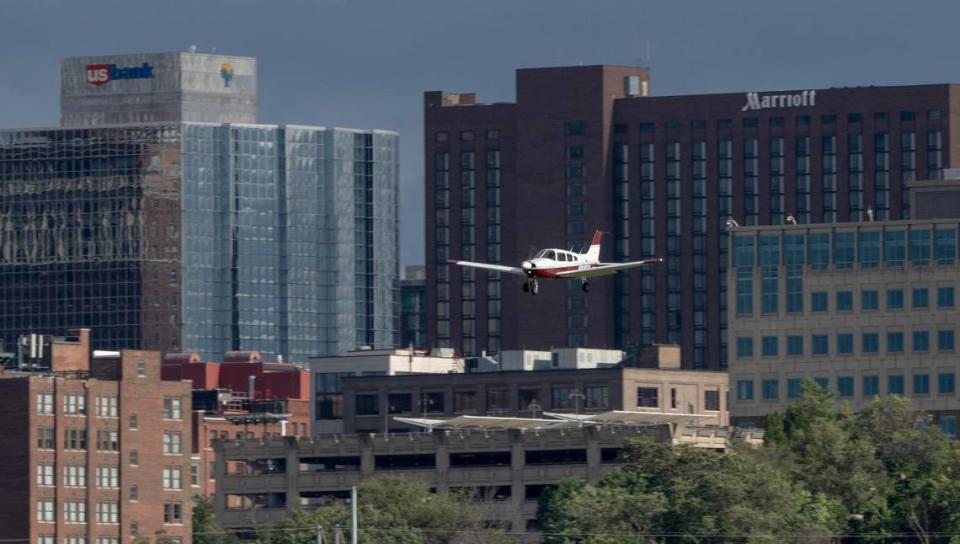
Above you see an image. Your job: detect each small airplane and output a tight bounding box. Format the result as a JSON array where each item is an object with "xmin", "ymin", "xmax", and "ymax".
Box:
[{"xmin": 448, "ymin": 230, "xmax": 663, "ymax": 294}]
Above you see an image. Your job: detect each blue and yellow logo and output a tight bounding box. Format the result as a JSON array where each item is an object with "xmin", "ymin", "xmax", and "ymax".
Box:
[{"xmin": 220, "ymin": 63, "xmax": 234, "ymax": 87}]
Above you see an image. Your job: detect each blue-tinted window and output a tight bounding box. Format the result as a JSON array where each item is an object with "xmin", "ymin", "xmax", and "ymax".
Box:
[
  {"xmin": 935, "ymin": 228, "xmax": 956, "ymax": 265},
  {"xmin": 787, "ymin": 335, "xmax": 803, "ymax": 355},
  {"xmin": 862, "ymin": 333, "xmax": 879, "ymax": 353},
  {"xmin": 736, "ymin": 380, "xmax": 754, "ymax": 401},
  {"xmin": 734, "ymin": 236, "xmax": 755, "ymax": 315},
  {"xmin": 909, "ymin": 230, "xmax": 931, "ymax": 266},
  {"xmin": 808, "ymin": 233, "xmax": 830, "ymax": 269},
  {"xmin": 913, "ymin": 330, "xmax": 930, "ymax": 352},
  {"xmin": 939, "ymin": 330, "xmax": 955, "ymax": 351},
  {"xmin": 862, "ymin": 289, "xmax": 879, "ymax": 310},
  {"xmin": 785, "ymin": 234, "xmax": 804, "ymax": 314},
  {"xmin": 736, "ymin": 337, "xmax": 753, "ymax": 358},
  {"xmin": 812, "ymin": 335, "xmax": 829, "ymax": 355},
  {"xmin": 833, "ymin": 232, "xmax": 855, "ymax": 268},
  {"xmin": 913, "ymin": 287, "xmax": 929, "ymax": 308},
  {"xmin": 913, "ymin": 374, "xmax": 930, "ymax": 395},
  {"xmin": 837, "ymin": 376, "xmax": 854, "ymax": 397},
  {"xmin": 837, "ymin": 334, "xmax": 854, "ymax": 354},
  {"xmin": 863, "ymin": 375, "xmax": 880, "ymax": 396},
  {"xmin": 811, "ymin": 292, "xmax": 828, "ymax": 312},
  {"xmin": 836, "ymin": 291, "xmax": 853, "ymax": 311},
  {"xmin": 937, "ymin": 287, "xmax": 954, "ymax": 308},
  {"xmin": 888, "ymin": 375, "xmax": 905, "ymax": 395},
  {"xmin": 760, "ymin": 235, "xmax": 779, "ymax": 314},
  {"xmin": 884, "ymin": 230, "xmax": 905, "ymax": 267},
  {"xmin": 762, "ymin": 379, "xmax": 779, "ymax": 400},
  {"xmin": 887, "ymin": 288, "xmax": 904, "ymax": 309},
  {"xmin": 939, "ymin": 373, "xmax": 955, "ymax": 395},
  {"xmin": 940, "ymin": 416, "xmax": 957, "ymax": 439},
  {"xmin": 814, "ymin": 377, "xmax": 829, "ymax": 389},
  {"xmin": 787, "ymin": 379, "xmax": 803, "ymax": 399},
  {"xmin": 761, "ymin": 336, "xmax": 778, "ymax": 357},
  {"xmin": 859, "ymin": 232, "xmax": 880, "ymax": 267},
  {"xmin": 887, "ymin": 332, "xmax": 904, "ymax": 353}
]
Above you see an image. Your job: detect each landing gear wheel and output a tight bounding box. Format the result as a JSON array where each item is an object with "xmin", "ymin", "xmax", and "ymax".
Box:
[
  {"xmin": 522, "ymin": 282, "xmax": 530, "ymax": 293},
  {"xmin": 582, "ymin": 282, "xmax": 591, "ymax": 293},
  {"xmin": 531, "ymin": 280, "xmax": 540, "ymax": 295}
]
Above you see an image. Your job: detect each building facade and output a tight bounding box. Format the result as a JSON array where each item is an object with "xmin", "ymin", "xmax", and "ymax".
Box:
[
  {"xmin": 0, "ymin": 122, "xmax": 399, "ymax": 362},
  {"xmin": 400, "ymin": 265, "xmax": 427, "ymax": 349},
  {"xmin": 0, "ymin": 329, "xmax": 193, "ymax": 544},
  {"xmin": 727, "ymin": 218, "xmax": 960, "ymax": 436},
  {"xmin": 61, "ymin": 52, "xmax": 257, "ymax": 126},
  {"xmin": 425, "ymin": 67, "xmax": 960, "ymax": 369}
]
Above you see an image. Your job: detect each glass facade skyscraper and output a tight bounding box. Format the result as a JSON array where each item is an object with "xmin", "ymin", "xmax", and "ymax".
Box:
[{"xmin": 0, "ymin": 123, "xmax": 399, "ymax": 362}]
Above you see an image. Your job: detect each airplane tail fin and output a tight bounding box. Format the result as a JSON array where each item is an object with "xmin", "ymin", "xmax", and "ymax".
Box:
[{"xmin": 584, "ymin": 230, "xmax": 602, "ymax": 261}]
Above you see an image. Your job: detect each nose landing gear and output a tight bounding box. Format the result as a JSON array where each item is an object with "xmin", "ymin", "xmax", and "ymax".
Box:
[
  {"xmin": 522, "ymin": 279, "xmax": 540, "ymax": 295},
  {"xmin": 582, "ymin": 281, "xmax": 591, "ymax": 293}
]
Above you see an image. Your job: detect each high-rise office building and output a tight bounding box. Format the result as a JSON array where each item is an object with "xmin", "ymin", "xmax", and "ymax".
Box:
[
  {"xmin": 400, "ymin": 265, "xmax": 427, "ymax": 349},
  {"xmin": 0, "ymin": 53, "xmax": 399, "ymax": 362},
  {"xmin": 425, "ymin": 66, "xmax": 956, "ymax": 368}
]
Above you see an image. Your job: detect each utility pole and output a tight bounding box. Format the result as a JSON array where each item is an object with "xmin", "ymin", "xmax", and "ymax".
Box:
[
  {"xmin": 351, "ymin": 486, "xmax": 358, "ymax": 544},
  {"xmin": 316, "ymin": 525, "xmax": 324, "ymax": 544}
]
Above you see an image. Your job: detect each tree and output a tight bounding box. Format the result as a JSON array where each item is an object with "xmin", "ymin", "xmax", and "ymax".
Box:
[{"xmin": 193, "ymin": 495, "xmax": 236, "ymax": 544}]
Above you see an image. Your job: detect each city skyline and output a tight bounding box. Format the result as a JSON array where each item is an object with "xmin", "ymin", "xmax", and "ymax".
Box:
[{"xmin": 3, "ymin": 0, "xmax": 960, "ymax": 270}]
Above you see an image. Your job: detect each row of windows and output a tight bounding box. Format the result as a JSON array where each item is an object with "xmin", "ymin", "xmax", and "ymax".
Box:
[
  {"xmin": 36, "ymin": 428, "xmax": 183, "ymax": 453},
  {"xmin": 36, "ymin": 500, "xmax": 183, "ymax": 524},
  {"xmin": 354, "ymin": 386, "xmax": 611, "ymax": 415},
  {"xmin": 636, "ymin": 111, "xmax": 943, "ymax": 133},
  {"xmin": 434, "ymin": 130, "xmax": 500, "ymax": 143},
  {"xmin": 806, "ymin": 286, "xmax": 953, "ymax": 313},
  {"xmin": 736, "ymin": 373, "xmax": 957, "ymax": 401},
  {"xmin": 35, "ymin": 394, "xmax": 182, "ymax": 419},
  {"xmin": 737, "ymin": 329, "xmax": 956, "ymax": 358}
]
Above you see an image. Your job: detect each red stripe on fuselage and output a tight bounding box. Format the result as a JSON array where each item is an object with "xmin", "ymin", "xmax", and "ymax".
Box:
[{"xmin": 531, "ymin": 264, "xmax": 594, "ymax": 278}]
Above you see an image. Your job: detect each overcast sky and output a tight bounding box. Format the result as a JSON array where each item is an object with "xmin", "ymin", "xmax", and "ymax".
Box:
[{"xmin": 2, "ymin": 0, "xmax": 959, "ymax": 270}]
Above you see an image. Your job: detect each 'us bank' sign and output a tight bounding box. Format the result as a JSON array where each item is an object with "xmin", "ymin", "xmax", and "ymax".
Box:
[{"xmin": 742, "ymin": 90, "xmax": 816, "ymax": 111}]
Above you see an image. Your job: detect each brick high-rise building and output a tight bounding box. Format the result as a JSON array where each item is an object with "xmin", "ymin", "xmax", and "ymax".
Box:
[
  {"xmin": 425, "ymin": 66, "xmax": 958, "ymax": 368},
  {"xmin": 0, "ymin": 329, "xmax": 193, "ymax": 544}
]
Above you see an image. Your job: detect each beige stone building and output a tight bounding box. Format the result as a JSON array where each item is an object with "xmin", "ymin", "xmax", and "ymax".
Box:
[{"xmin": 727, "ymin": 218, "xmax": 960, "ymax": 435}]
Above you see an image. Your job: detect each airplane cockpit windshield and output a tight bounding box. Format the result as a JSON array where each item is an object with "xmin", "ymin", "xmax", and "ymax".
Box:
[{"xmin": 543, "ymin": 250, "xmax": 556, "ymax": 260}]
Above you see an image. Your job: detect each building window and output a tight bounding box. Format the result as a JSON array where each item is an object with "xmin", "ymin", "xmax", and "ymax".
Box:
[
  {"xmin": 96, "ymin": 502, "xmax": 119, "ymax": 524},
  {"xmin": 434, "ymin": 131, "xmax": 448, "ymax": 143},
  {"xmin": 96, "ymin": 539, "xmax": 119, "ymax": 544},
  {"xmin": 163, "ymin": 502, "xmax": 183, "ymax": 525},
  {"xmin": 460, "ymin": 130, "xmax": 474, "ymax": 142},
  {"xmin": 837, "ymin": 377, "xmax": 854, "ymax": 397},
  {"xmin": 637, "ymin": 387, "xmax": 659, "ymax": 408},
  {"xmin": 64, "ymin": 465, "xmax": 87, "ymax": 487},
  {"xmin": 704, "ymin": 390, "xmax": 720, "ymax": 411},
  {"xmin": 64, "ymin": 501, "xmax": 86, "ymax": 523},
  {"xmin": 38, "ymin": 537, "xmax": 55, "ymax": 544},
  {"xmin": 162, "ymin": 432, "xmax": 182, "ymax": 455},
  {"xmin": 863, "ymin": 376, "xmax": 880, "ymax": 396},
  {"xmin": 814, "ymin": 377, "xmax": 829, "ymax": 390},
  {"xmin": 355, "ymin": 394, "xmax": 379, "ymax": 416},
  {"xmin": 96, "ymin": 430, "xmax": 119, "ymax": 452},
  {"xmin": 862, "ymin": 289, "xmax": 879, "ymax": 310},
  {"xmin": 564, "ymin": 121, "xmax": 585, "ymax": 136},
  {"xmin": 191, "ymin": 463, "xmax": 200, "ymax": 487},
  {"xmin": 940, "ymin": 416, "xmax": 957, "ymax": 439},
  {"xmin": 836, "ymin": 291, "xmax": 853, "ymax": 311},
  {"xmin": 163, "ymin": 467, "xmax": 182, "ymax": 490},
  {"xmin": 787, "ymin": 335, "xmax": 803, "ymax": 356},
  {"xmin": 129, "ymin": 485, "xmax": 139, "ymax": 501},
  {"xmin": 761, "ymin": 336, "xmax": 778, "ymax": 357},
  {"xmin": 37, "ymin": 500, "xmax": 54, "ymax": 522},
  {"xmin": 736, "ymin": 337, "xmax": 753, "ymax": 358},
  {"xmin": 96, "ymin": 466, "xmax": 119, "ymax": 488},
  {"xmin": 811, "ymin": 292, "xmax": 828, "ymax": 312},
  {"xmin": 96, "ymin": 396, "xmax": 118, "ymax": 418},
  {"xmin": 913, "ymin": 287, "xmax": 929, "ymax": 308},
  {"xmin": 862, "ymin": 333, "xmax": 879, "ymax": 354},
  {"xmin": 837, "ymin": 334, "xmax": 854, "ymax": 355},
  {"xmin": 887, "ymin": 332, "xmax": 904, "ymax": 353},
  {"xmin": 453, "ymin": 391, "xmax": 478, "ymax": 414},
  {"xmin": 129, "ymin": 414, "xmax": 138, "ymax": 430},
  {"xmin": 487, "ymin": 389, "xmax": 510, "ymax": 412},
  {"xmin": 812, "ymin": 335, "xmax": 829, "ymax": 355},
  {"xmin": 736, "ymin": 380, "xmax": 754, "ymax": 401},
  {"xmin": 36, "ymin": 464, "xmax": 54, "ymax": 486},
  {"xmin": 938, "ymin": 287, "xmax": 955, "ymax": 308},
  {"xmin": 37, "ymin": 428, "xmax": 55, "ymax": 450},
  {"xmin": 939, "ymin": 330, "xmax": 955, "ymax": 351},
  {"xmin": 64, "ymin": 394, "xmax": 86, "ymax": 415},
  {"xmin": 887, "ymin": 288, "xmax": 904, "ymax": 309},
  {"xmin": 36, "ymin": 393, "xmax": 53, "ymax": 415},
  {"xmin": 136, "ymin": 360, "xmax": 146, "ymax": 377},
  {"xmin": 163, "ymin": 397, "xmax": 182, "ymax": 420},
  {"xmin": 913, "ymin": 331, "xmax": 930, "ymax": 352},
  {"xmin": 787, "ymin": 379, "xmax": 803, "ymax": 399},
  {"xmin": 584, "ymin": 386, "xmax": 609, "ymax": 410},
  {"xmin": 939, "ymin": 373, "xmax": 956, "ymax": 395},
  {"xmin": 888, "ymin": 375, "xmax": 905, "ymax": 395},
  {"xmin": 388, "ymin": 393, "xmax": 412, "ymax": 414},
  {"xmin": 64, "ymin": 429, "xmax": 87, "ymax": 450},
  {"xmin": 762, "ymin": 380, "xmax": 779, "ymax": 400},
  {"xmin": 420, "ymin": 392, "xmax": 445, "ymax": 413},
  {"xmin": 914, "ymin": 374, "xmax": 931, "ymax": 395}
]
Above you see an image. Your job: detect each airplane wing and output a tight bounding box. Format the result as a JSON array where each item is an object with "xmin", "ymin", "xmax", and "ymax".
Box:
[
  {"xmin": 553, "ymin": 258, "xmax": 663, "ymax": 279},
  {"xmin": 447, "ymin": 260, "xmax": 527, "ymax": 276}
]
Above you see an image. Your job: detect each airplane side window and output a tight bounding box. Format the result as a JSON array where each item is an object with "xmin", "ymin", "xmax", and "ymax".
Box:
[{"xmin": 545, "ymin": 250, "xmax": 555, "ymax": 260}]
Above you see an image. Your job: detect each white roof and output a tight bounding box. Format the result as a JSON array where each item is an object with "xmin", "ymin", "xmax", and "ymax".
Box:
[{"xmin": 392, "ymin": 410, "xmax": 712, "ymax": 431}]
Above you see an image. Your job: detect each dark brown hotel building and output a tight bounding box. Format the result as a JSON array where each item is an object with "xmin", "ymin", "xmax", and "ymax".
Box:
[{"xmin": 425, "ymin": 66, "xmax": 958, "ymax": 368}]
